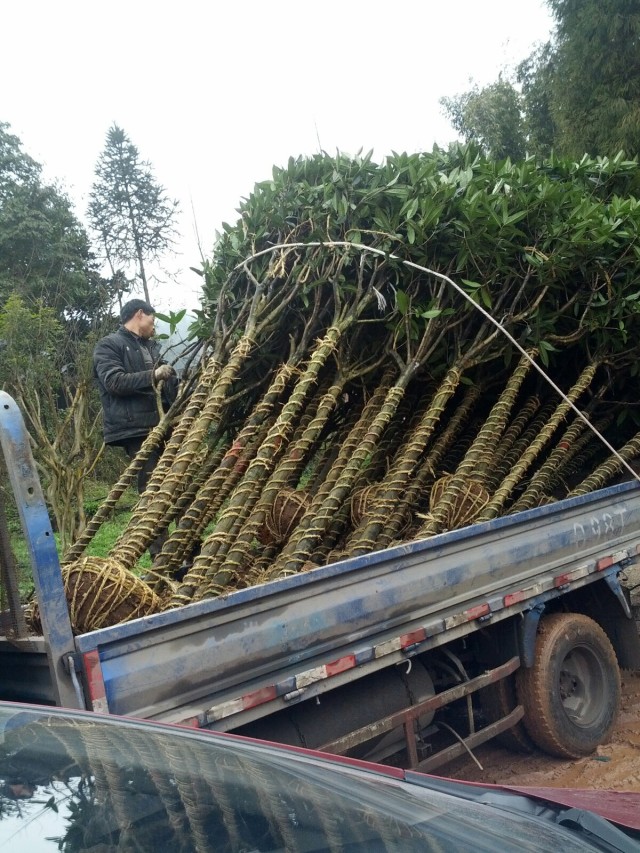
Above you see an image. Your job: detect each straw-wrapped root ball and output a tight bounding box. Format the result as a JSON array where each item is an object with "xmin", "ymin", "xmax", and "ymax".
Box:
[
  {"xmin": 429, "ymin": 474, "xmax": 490, "ymax": 529},
  {"xmin": 26, "ymin": 557, "xmax": 162, "ymax": 635},
  {"xmin": 265, "ymin": 488, "xmax": 310, "ymax": 544}
]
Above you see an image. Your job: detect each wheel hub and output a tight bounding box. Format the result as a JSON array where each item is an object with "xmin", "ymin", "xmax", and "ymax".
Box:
[{"xmin": 559, "ymin": 669, "xmax": 579, "ymax": 701}]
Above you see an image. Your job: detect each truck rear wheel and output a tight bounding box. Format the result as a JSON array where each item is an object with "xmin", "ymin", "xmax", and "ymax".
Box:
[{"xmin": 516, "ymin": 613, "xmax": 621, "ymax": 758}]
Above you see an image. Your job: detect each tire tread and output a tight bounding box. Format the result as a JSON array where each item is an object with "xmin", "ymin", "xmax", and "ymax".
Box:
[{"xmin": 516, "ymin": 613, "xmax": 620, "ymax": 759}]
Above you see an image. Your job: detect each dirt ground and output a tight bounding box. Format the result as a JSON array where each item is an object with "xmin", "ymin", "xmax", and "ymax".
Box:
[{"xmin": 444, "ymin": 566, "xmax": 640, "ymax": 792}]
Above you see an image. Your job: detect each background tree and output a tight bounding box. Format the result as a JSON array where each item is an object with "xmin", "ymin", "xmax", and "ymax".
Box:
[
  {"xmin": 0, "ymin": 295, "xmax": 106, "ymax": 550},
  {"xmin": 0, "ymin": 123, "xmax": 118, "ymax": 548},
  {"xmin": 516, "ymin": 43, "xmax": 558, "ymax": 157},
  {"xmin": 441, "ymin": 0, "xmax": 640, "ymax": 160},
  {"xmin": 88, "ymin": 124, "xmax": 180, "ymax": 303},
  {"xmin": 440, "ymin": 79, "xmax": 527, "ymax": 160},
  {"xmin": 0, "ymin": 123, "xmax": 111, "ymax": 325},
  {"xmin": 546, "ymin": 0, "xmax": 640, "ymax": 157}
]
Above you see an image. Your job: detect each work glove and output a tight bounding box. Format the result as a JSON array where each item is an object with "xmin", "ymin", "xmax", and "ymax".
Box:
[{"xmin": 154, "ymin": 364, "xmax": 174, "ymax": 382}]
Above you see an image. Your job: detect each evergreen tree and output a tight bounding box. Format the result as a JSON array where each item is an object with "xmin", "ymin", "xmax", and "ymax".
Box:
[
  {"xmin": 0, "ymin": 122, "xmax": 107, "ymax": 324},
  {"xmin": 548, "ymin": 0, "xmax": 640, "ymax": 157},
  {"xmin": 442, "ymin": 0, "xmax": 640, "ymax": 160},
  {"xmin": 440, "ymin": 79, "xmax": 527, "ymax": 160},
  {"xmin": 88, "ymin": 124, "xmax": 179, "ymax": 303}
]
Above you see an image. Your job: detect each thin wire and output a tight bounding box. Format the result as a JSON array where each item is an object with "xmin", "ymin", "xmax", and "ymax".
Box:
[
  {"xmin": 435, "ymin": 721, "xmax": 484, "ymax": 770},
  {"xmin": 236, "ymin": 241, "xmax": 640, "ymax": 485}
]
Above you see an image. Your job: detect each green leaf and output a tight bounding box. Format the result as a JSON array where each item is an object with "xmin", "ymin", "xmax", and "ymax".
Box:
[
  {"xmin": 395, "ymin": 290, "xmax": 409, "ymax": 315},
  {"xmin": 404, "ymin": 197, "xmax": 419, "ymax": 219},
  {"xmin": 504, "ymin": 210, "xmax": 528, "ymax": 225},
  {"xmin": 539, "ymin": 340, "xmax": 558, "ymax": 352},
  {"xmin": 539, "ymin": 345, "xmax": 549, "ymax": 367}
]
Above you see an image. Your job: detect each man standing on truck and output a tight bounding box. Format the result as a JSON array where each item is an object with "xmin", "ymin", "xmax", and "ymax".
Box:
[{"xmin": 93, "ymin": 299, "xmax": 178, "ymax": 558}]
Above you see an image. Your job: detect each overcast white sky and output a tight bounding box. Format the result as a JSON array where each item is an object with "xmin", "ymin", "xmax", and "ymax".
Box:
[{"xmin": 2, "ymin": 0, "xmax": 554, "ymax": 312}]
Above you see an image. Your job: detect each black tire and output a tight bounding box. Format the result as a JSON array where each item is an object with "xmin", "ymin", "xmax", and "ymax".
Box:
[
  {"xmin": 479, "ymin": 675, "xmax": 535, "ymax": 753},
  {"xmin": 516, "ymin": 613, "xmax": 621, "ymax": 759}
]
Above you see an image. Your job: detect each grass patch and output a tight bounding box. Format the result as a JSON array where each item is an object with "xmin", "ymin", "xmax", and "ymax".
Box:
[
  {"xmin": 6, "ymin": 484, "xmax": 154, "ymax": 601},
  {"xmin": 83, "ymin": 509, "xmax": 153, "ymax": 572}
]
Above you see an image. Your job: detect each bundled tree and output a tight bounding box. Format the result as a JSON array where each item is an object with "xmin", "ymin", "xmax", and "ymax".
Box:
[
  {"xmin": 88, "ymin": 124, "xmax": 180, "ymax": 304},
  {"xmin": 54, "ymin": 146, "xmax": 640, "ymax": 637}
]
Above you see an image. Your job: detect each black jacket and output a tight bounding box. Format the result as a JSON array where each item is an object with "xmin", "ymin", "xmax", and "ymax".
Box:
[{"xmin": 93, "ymin": 327, "xmax": 178, "ymax": 446}]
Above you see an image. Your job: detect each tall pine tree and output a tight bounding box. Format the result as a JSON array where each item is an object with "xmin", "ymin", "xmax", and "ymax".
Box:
[{"xmin": 88, "ymin": 124, "xmax": 179, "ymax": 303}]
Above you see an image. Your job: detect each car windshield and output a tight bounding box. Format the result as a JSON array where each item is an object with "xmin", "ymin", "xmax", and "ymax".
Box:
[{"xmin": 0, "ymin": 704, "xmax": 625, "ymax": 852}]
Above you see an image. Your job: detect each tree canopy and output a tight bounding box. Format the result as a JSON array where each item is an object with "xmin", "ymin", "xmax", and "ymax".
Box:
[
  {"xmin": 440, "ymin": 0, "xmax": 640, "ymax": 159},
  {"xmin": 0, "ymin": 123, "xmax": 114, "ymax": 547},
  {"xmin": 0, "ymin": 123, "xmax": 108, "ymax": 324},
  {"xmin": 548, "ymin": 0, "xmax": 640, "ymax": 157},
  {"xmin": 88, "ymin": 124, "xmax": 179, "ymax": 304},
  {"xmin": 66, "ymin": 146, "xmax": 640, "ymax": 617},
  {"xmin": 440, "ymin": 80, "xmax": 526, "ymax": 161}
]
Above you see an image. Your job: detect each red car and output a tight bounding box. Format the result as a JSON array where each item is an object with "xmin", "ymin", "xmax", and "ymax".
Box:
[{"xmin": 0, "ymin": 701, "xmax": 638, "ymax": 852}]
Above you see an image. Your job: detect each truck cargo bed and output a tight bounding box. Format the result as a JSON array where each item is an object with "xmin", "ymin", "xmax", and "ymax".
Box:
[{"xmin": 73, "ymin": 480, "xmax": 640, "ymax": 727}]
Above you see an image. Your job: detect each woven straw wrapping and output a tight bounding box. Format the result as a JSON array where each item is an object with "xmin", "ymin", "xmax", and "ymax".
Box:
[
  {"xmin": 429, "ymin": 474, "xmax": 490, "ymax": 529},
  {"xmin": 264, "ymin": 488, "xmax": 310, "ymax": 544},
  {"xmin": 27, "ymin": 557, "xmax": 162, "ymax": 635},
  {"xmin": 350, "ymin": 484, "xmax": 380, "ymax": 527}
]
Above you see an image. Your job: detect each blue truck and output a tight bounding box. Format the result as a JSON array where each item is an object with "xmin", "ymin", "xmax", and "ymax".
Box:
[{"xmin": 1, "ymin": 389, "xmax": 639, "ymax": 772}]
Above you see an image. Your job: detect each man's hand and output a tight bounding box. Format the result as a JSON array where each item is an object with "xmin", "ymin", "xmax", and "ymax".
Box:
[{"xmin": 154, "ymin": 364, "xmax": 174, "ymax": 382}]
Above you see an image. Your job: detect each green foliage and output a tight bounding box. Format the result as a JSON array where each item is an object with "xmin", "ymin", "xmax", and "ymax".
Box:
[
  {"xmin": 0, "ymin": 293, "xmax": 106, "ymax": 550},
  {"xmin": 0, "ymin": 294, "xmax": 63, "ymax": 394},
  {"xmin": 0, "ymin": 124, "xmax": 119, "ymax": 551},
  {"xmin": 440, "ymin": 79, "xmax": 527, "ymax": 160},
  {"xmin": 0, "ymin": 123, "xmax": 109, "ymax": 323},
  {"xmin": 154, "ymin": 308, "xmax": 187, "ymax": 339},
  {"xmin": 547, "ymin": 0, "xmax": 640, "ymax": 157},
  {"xmin": 88, "ymin": 124, "xmax": 180, "ymax": 303},
  {"xmin": 441, "ymin": 1, "xmax": 640, "ymax": 160},
  {"xmin": 203, "ymin": 147, "xmax": 640, "ymax": 375},
  {"xmin": 516, "ymin": 43, "xmax": 558, "ymax": 157}
]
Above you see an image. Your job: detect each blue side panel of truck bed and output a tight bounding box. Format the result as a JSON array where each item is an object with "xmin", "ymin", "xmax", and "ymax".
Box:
[{"xmin": 73, "ymin": 480, "xmax": 640, "ymax": 724}]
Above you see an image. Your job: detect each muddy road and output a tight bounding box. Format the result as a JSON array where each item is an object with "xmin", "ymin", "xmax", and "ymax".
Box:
[
  {"xmin": 444, "ymin": 569, "xmax": 640, "ymax": 791},
  {"xmin": 444, "ymin": 670, "xmax": 640, "ymax": 791}
]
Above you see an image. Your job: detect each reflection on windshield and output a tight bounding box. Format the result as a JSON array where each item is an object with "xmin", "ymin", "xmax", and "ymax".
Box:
[
  {"xmin": 0, "ymin": 708, "xmax": 443, "ymax": 852},
  {"xmin": 0, "ymin": 706, "xmax": 610, "ymax": 852}
]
